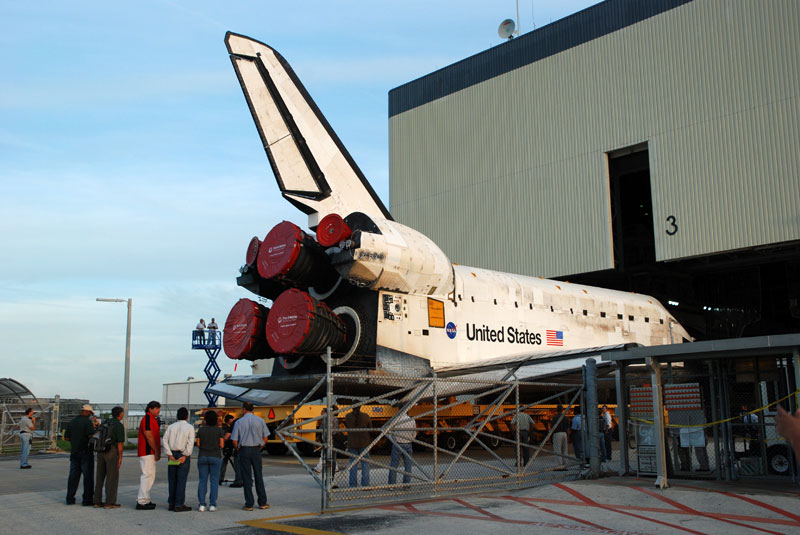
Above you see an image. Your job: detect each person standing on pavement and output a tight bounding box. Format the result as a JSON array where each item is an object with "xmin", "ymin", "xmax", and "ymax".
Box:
[
  {"xmin": 19, "ymin": 408, "xmax": 35, "ymax": 469},
  {"xmin": 511, "ymin": 409, "xmax": 535, "ymax": 467},
  {"xmin": 196, "ymin": 410, "xmax": 225, "ymax": 512},
  {"xmin": 601, "ymin": 406, "xmax": 613, "ymax": 461},
  {"xmin": 313, "ymin": 408, "xmax": 328, "ymax": 474},
  {"xmin": 231, "ymin": 402, "xmax": 271, "ymax": 511},
  {"xmin": 569, "ymin": 406, "xmax": 587, "ymax": 463},
  {"xmin": 136, "ymin": 400, "xmax": 161, "ymax": 510},
  {"xmin": 551, "ymin": 404, "xmax": 570, "ymax": 470},
  {"xmin": 64, "ymin": 404, "xmax": 96, "ymax": 505},
  {"xmin": 344, "ymin": 402, "xmax": 372, "ymax": 488},
  {"xmin": 220, "ymin": 414, "xmax": 242, "ymax": 487},
  {"xmin": 387, "ymin": 407, "xmax": 416, "ymax": 486},
  {"xmin": 93, "ymin": 406, "xmax": 125, "ymax": 508},
  {"xmin": 162, "ymin": 407, "xmax": 195, "ymax": 512},
  {"xmin": 314, "ymin": 407, "xmax": 342, "ymax": 474}
]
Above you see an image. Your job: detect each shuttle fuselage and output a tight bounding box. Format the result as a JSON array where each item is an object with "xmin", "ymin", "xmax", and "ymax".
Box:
[{"xmin": 220, "ymin": 33, "xmax": 690, "ymax": 376}]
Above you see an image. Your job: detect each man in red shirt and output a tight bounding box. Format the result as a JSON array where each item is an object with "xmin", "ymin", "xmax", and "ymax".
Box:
[{"xmin": 136, "ymin": 401, "xmax": 161, "ymax": 510}]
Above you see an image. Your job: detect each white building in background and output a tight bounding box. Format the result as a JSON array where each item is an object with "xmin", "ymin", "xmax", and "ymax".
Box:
[{"xmin": 162, "ymin": 377, "xmax": 227, "ymax": 407}]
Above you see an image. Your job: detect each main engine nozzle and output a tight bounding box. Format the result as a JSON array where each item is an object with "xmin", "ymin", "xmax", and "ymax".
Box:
[
  {"xmin": 316, "ymin": 213, "xmax": 352, "ymax": 247},
  {"xmin": 245, "ymin": 236, "xmax": 261, "ymax": 266},
  {"xmin": 266, "ymin": 289, "xmax": 349, "ymax": 355},
  {"xmin": 257, "ymin": 221, "xmax": 338, "ymax": 294},
  {"xmin": 222, "ymin": 298, "xmax": 278, "ymax": 361}
]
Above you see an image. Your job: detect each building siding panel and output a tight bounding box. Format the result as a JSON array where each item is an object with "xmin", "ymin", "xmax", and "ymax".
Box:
[{"xmin": 389, "ymin": 0, "xmax": 799, "ymax": 277}]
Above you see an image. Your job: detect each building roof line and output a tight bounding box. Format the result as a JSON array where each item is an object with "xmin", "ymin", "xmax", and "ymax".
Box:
[{"xmin": 389, "ymin": 0, "xmax": 694, "ymax": 117}]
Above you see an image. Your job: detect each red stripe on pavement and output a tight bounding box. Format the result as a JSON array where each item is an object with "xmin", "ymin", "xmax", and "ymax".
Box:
[
  {"xmin": 604, "ymin": 507, "xmax": 708, "ymax": 535},
  {"xmin": 718, "ymin": 490, "xmax": 800, "ymax": 523},
  {"xmin": 553, "ymin": 483, "xmax": 708, "ymax": 535},
  {"xmin": 553, "ymin": 483, "xmax": 600, "ymax": 504},
  {"xmin": 452, "ymin": 499, "xmax": 504, "ymax": 520},
  {"xmin": 502, "ymin": 495, "xmax": 609, "ymax": 530},
  {"xmin": 672, "ymin": 482, "xmax": 800, "ymax": 498},
  {"xmin": 499, "ymin": 495, "xmax": 800, "ymax": 528},
  {"xmin": 632, "ymin": 486, "xmax": 785, "ymax": 535}
]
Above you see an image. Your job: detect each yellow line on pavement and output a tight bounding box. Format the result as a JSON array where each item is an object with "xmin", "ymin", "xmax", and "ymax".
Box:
[
  {"xmin": 250, "ymin": 506, "xmax": 368, "ymax": 522},
  {"xmin": 238, "ymin": 520, "xmax": 345, "ymax": 534}
]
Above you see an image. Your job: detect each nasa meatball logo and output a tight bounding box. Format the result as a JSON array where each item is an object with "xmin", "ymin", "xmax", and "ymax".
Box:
[{"xmin": 446, "ymin": 322, "xmax": 457, "ymax": 339}]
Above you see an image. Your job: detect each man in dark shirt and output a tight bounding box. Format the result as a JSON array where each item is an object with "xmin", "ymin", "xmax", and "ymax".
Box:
[
  {"xmin": 344, "ymin": 402, "xmax": 372, "ymax": 487},
  {"xmin": 220, "ymin": 414, "xmax": 242, "ymax": 486},
  {"xmin": 64, "ymin": 404, "xmax": 96, "ymax": 505},
  {"xmin": 93, "ymin": 406, "xmax": 126, "ymax": 508}
]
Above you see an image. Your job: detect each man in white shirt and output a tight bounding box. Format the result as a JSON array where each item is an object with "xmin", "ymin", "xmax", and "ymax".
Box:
[
  {"xmin": 19, "ymin": 408, "xmax": 35, "ymax": 469},
  {"xmin": 162, "ymin": 407, "xmax": 195, "ymax": 512},
  {"xmin": 195, "ymin": 319, "xmax": 206, "ymax": 345},
  {"xmin": 511, "ymin": 410, "xmax": 535, "ymax": 467},
  {"xmin": 388, "ymin": 408, "xmax": 416, "ymax": 486}
]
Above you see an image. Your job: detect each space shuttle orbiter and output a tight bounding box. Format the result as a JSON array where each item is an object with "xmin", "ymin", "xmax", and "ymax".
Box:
[{"xmin": 221, "ymin": 32, "xmax": 691, "ymax": 377}]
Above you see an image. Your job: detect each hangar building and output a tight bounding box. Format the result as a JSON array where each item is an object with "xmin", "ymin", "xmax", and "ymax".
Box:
[{"xmin": 388, "ymin": 0, "xmax": 800, "ymax": 341}]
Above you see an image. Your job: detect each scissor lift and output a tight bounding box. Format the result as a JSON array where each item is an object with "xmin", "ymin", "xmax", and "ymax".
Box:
[{"xmin": 192, "ymin": 329, "xmax": 222, "ymax": 407}]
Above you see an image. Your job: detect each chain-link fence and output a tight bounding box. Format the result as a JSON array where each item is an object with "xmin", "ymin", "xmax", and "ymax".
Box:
[
  {"xmin": 0, "ymin": 400, "xmax": 59, "ymax": 454},
  {"xmin": 267, "ymin": 363, "xmax": 609, "ymax": 511},
  {"xmin": 619, "ymin": 355, "xmax": 798, "ymax": 481}
]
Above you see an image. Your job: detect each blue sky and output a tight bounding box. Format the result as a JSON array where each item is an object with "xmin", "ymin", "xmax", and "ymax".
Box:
[{"xmin": 0, "ymin": 0, "xmax": 598, "ymax": 403}]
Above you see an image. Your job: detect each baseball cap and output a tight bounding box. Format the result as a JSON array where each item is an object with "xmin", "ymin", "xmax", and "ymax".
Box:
[{"xmin": 81, "ymin": 404, "xmax": 94, "ymax": 413}]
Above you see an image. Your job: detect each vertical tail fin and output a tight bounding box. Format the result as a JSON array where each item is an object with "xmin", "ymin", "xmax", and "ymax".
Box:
[{"xmin": 225, "ymin": 32, "xmax": 392, "ymax": 228}]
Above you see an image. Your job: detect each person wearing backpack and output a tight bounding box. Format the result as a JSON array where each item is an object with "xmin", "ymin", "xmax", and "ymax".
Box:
[
  {"xmin": 64, "ymin": 404, "xmax": 97, "ymax": 505},
  {"xmin": 92, "ymin": 406, "xmax": 125, "ymax": 508},
  {"xmin": 219, "ymin": 414, "xmax": 242, "ymax": 487}
]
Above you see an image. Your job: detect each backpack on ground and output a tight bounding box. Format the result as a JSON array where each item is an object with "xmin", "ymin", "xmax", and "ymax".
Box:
[{"xmin": 89, "ymin": 421, "xmax": 115, "ymax": 453}]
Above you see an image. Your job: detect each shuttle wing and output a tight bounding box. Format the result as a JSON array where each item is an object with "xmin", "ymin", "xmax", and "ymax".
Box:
[{"xmin": 226, "ymin": 32, "xmax": 392, "ymax": 228}]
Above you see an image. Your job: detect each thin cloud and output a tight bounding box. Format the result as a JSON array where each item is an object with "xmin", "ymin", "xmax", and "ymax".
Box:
[{"xmin": 0, "ymin": 70, "xmax": 232, "ymax": 110}]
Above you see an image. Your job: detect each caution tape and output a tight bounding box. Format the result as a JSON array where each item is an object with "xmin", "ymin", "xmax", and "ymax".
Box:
[{"xmin": 628, "ymin": 389, "xmax": 799, "ymax": 429}]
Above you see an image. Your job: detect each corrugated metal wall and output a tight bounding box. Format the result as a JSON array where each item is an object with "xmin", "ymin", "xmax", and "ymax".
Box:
[{"xmin": 389, "ymin": 0, "xmax": 800, "ymax": 278}]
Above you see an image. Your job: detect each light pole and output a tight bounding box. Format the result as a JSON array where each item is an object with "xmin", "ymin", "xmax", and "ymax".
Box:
[{"xmin": 96, "ymin": 298, "xmax": 132, "ymax": 431}]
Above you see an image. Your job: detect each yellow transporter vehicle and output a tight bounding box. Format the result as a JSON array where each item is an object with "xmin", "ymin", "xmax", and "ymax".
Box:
[
  {"xmin": 207, "ymin": 402, "xmax": 616, "ymax": 455},
  {"xmin": 210, "ymin": 404, "xmax": 327, "ymax": 456}
]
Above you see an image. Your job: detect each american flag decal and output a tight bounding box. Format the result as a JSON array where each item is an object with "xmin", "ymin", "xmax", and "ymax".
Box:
[{"xmin": 546, "ymin": 329, "xmax": 564, "ymax": 346}]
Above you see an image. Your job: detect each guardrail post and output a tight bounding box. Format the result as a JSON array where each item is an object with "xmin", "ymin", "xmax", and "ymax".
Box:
[
  {"xmin": 793, "ymin": 349, "xmax": 800, "ymax": 411},
  {"xmin": 433, "ymin": 371, "xmax": 438, "ymax": 496},
  {"xmin": 647, "ymin": 357, "xmax": 668, "ymax": 489},
  {"xmin": 0, "ymin": 406, "xmax": 6, "ymax": 454},
  {"xmin": 514, "ymin": 378, "xmax": 521, "ymax": 479},
  {"xmin": 614, "ymin": 362, "xmax": 628, "ymax": 476},
  {"xmin": 708, "ymin": 361, "xmax": 722, "ymax": 480},
  {"xmin": 323, "ymin": 346, "xmax": 332, "ymax": 512},
  {"xmin": 50, "ymin": 396, "xmax": 60, "ymax": 450},
  {"xmin": 586, "ymin": 358, "xmax": 600, "ymax": 478}
]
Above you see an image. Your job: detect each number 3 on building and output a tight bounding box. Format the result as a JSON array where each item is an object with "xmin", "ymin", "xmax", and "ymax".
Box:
[{"xmin": 665, "ymin": 215, "xmax": 678, "ymax": 236}]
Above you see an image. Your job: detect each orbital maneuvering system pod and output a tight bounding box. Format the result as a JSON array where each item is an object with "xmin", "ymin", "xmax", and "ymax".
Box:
[{"xmin": 221, "ymin": 32, "xmax": 691, "ymax": 377}]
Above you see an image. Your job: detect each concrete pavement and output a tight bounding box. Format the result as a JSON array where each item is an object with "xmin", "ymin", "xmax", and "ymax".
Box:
[{"xmin": 2, "ymin": 450, "xmax": 798, "ymax": 534}]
